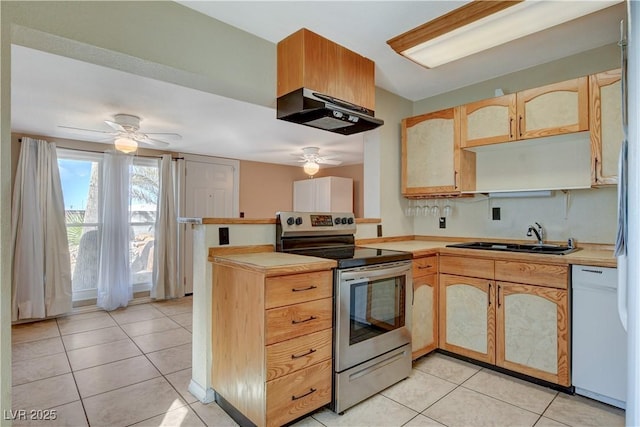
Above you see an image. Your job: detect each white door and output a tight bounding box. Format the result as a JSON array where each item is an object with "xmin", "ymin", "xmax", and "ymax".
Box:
[{"xmin": 179, "ymin": 154, "xmax": 238, "ymax": 294}]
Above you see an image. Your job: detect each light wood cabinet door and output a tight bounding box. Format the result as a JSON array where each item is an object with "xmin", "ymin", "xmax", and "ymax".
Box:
[
  {"xmin": 439, "ymin": 274, "xmax": 495, "ymax": 364},
  {"xmin": 495, "ymin": 282, "xmax": 570, "ymax": 386},
  {"xmin": 516, "ymin": 77, "xmax": 589, "ymax": 140},
  {"xmin": 590, "ymin": 68, "xmax": 623, "ymax": 186},
  {"xmin": 402, "ymin": 107, "xmax": 476, "ymax": 196},
  {"xmin": 461, "ymin": 94, "xmax": 517, "ymax": 148},
  {"xmin": 412, "ymin": 272, "xmax": 438, "ymax": 359}
]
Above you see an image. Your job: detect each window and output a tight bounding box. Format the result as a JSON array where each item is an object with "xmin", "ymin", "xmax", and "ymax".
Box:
[{"xmin": 58, "ymin": 149, "xmax": 160, "ymax": 302}]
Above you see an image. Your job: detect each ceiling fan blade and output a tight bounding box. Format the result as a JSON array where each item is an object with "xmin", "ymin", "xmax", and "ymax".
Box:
[
  {"xmin": 142, "ymin": 137, "xmax": 170, "ymax": 148},
  {"xmin": 104, "ymin": 120, "xmax": 126, "ymax": 132},
  {"xmin": 58, "ymin": 125, "xmax": 115, "ymax": 135},
  {"xmin": 319, "ymin": 159, "xmax": 342, "ymax": 165},
  {"xmin": 145, "ymin": 132, "xmax": 182, "ymax": 140}
]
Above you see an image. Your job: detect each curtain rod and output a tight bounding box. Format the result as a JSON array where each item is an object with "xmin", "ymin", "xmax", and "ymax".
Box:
[{"xmin": 17, "ymin": 138, "xmax": 184, "ymax": 161}]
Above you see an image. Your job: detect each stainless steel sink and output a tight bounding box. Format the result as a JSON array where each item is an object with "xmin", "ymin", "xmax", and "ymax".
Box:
[{"xmin": 446, "ymin": 241, "xmax": 578, "ymax": 255}]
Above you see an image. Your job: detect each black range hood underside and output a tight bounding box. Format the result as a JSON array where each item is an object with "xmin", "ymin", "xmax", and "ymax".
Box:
[{"xmin": 277, "ymin": 88, "xmax": 384, "ymax": 135}]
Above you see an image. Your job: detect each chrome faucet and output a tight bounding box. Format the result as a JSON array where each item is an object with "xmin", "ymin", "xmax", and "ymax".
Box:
[{"xmin": 527, "ymin": 222, "xmax": 544, "ymax": 245}]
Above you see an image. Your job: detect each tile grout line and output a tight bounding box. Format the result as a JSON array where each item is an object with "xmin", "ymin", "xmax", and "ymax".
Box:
[
  {"xmin": 56, "ymin": 315, "xmax": 92, "ymax": 427},
  {"xmin": 11, "ymin": 299, "xmax": 195, "ymax": 427},
  {"xmin": 108, "ymin": 308, "xmax": 207, "ymax": 427}
]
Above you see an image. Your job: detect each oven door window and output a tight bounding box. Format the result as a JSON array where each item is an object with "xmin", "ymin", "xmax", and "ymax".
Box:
[{"xmin": 349, "ymin": 275, "xmax": 406, "ymax": 345}]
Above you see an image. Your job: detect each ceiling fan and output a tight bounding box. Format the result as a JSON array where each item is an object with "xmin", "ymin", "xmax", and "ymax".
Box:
[
  {"xmin": 295, "ymin": 146, "xmax": 342, "ymax": 176},
  {"xmin": 59, "ymin": 113, "xmax": 182, "ymax": 153}
]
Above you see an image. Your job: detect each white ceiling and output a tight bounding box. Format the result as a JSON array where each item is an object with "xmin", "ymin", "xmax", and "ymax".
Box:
[{"xmin": 10, "ymin": 1, "xmax": 626, "ymax": 167}]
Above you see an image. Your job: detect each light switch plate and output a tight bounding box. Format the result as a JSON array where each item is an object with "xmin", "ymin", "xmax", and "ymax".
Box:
[{"xmin": 492, "ymin": 207, "xmax": 501, "ymax": 221}]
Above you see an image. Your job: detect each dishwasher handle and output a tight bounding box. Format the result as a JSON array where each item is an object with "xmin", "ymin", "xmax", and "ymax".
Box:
[{"xmin": 617, "ymin": 255, "xmax": 628, "ymax": 331}]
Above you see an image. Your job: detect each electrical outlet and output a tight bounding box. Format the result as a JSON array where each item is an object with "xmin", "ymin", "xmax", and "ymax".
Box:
[
  {"xmin": 492, "ymin": 207, "xmax": 501, "ymax": 221},
  {"xmin": 439, "ymin": 217, "xmax": 446, "ymax": 229},
  {"xmin": 219, "ymin": 227, "xmax": 229, "ymax": 245},
  {"xmin": 377, "ymin": 224, "xmax": 383, "ymax": 237}
]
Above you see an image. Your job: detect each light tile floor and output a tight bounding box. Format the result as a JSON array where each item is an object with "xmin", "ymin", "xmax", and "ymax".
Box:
[{"xmin": 11, "ymin": 297, "xmax": 626, "ymax": 427}]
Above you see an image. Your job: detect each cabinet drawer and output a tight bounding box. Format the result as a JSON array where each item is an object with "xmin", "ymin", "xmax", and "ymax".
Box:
[
  {"xmin": 440, "ymin": 256, "xmax": 494, "ymax": 279},
  {"xmin": 266, "ymin": 298, "xmax": 333, "ymax": 345},
  {"xmin": 495, "ymin": 260, "xmax": 568, "ymax": 289},
  {"xmin": 266, "ymin": 329, "xmax": 332, "ymax": 381},
  {"xmin": 413, "ymin": 256, "xmax": 437, "ymax": 277},
  {"xmin": 265, "ymin": 271, "xmax": 333, "ymax": 309},
  {"xmin": 266, "ymin": 359, "xmax": 332, "ymax": 427}
]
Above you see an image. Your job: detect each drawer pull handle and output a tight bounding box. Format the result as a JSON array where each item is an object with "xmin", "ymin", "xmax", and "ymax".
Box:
[
  {"xmin": 418, "ymin": 265, "xmax": 432, "ymax": 269},
  {"xmin": 292, "ymin": 316, "xmax": 317, "ymax": 324},
  {"xmin": 291, "ymin": 348, "xmax": 317, "ymax": 359},
  {"xmin": 292, "ymin": 388, "xmax": 317, "ymax": 401},
  {"xmin": 292, "ymin": 285, "xmax": 318, "ymax": 292}
]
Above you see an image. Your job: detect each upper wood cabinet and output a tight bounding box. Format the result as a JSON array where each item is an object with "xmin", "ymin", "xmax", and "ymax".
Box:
[
  {"xmin": 277, "ymin": 28, "xmax": 375, "ymax": 111},
  {"xmin": 402, "ymin": 107, "xmax": 476, "ymax": 197},
  {"xmin": 460, "ymin": 94, "xmax": 517, "ymax": 148},
  {"xmin": 517, "ymin": 77, "xmax": 589, "ymax": 140},
  {"xmin": 590, "ymin": 68, "xmax": 623, "ymax": 186},
  {"xmin": 460, "ymin": 77, "xmax": 589, "ymax": 148}
]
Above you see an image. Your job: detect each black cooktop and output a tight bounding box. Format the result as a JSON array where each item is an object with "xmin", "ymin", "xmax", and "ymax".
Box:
[{"xmin": 287, "ymin": 245, "xmax": 412, "ymax": 269}]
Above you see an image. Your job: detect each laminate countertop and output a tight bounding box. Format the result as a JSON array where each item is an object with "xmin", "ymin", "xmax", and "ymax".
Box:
[
  {"xmin": 358, "ymin": 240, "xmax": 617, "ymax": 268},
  {"xmin": 211, "ymin": 251, "xmax": 337, "ymax": 276}
]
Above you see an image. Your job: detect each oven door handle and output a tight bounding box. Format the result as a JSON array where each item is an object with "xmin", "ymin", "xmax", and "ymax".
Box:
[{"xmin": 340, "ymin": 263, "xmax": 410, "ymax": 282}]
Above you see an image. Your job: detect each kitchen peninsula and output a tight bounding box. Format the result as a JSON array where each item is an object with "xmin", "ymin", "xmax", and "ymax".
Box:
[{"xmin": 186, "ymin": 216, "xmax": 617, "ymax": 419}]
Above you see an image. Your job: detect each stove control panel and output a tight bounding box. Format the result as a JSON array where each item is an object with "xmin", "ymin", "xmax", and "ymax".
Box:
[{"xmin": 277, "ymin": 211, "xmax": 357, "ymax": 235}]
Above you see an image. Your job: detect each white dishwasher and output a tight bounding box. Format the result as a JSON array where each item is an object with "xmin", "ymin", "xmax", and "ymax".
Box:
[{"xmin": 572, "ymin": 265, "xmax": 626, "ymax": 409}]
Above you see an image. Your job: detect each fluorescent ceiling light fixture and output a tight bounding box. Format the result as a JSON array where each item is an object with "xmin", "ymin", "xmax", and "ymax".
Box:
[
  {"xmin": 387, "ymin": 0, "xmax": 621, "ymax": 69},
  {"xmin": 303, "ymin": 161, "xmax": 320, "ymax": 176},
  {"xmin": 114, "ymin": 137, "xmax": 138, "ymax": 154}
]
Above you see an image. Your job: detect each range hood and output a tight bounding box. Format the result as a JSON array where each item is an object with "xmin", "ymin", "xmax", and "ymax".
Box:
[
  {"xmin": 277, "ymin": 28, "xmax": 383, "ymax": 135},
  {"xmin": 277, "ymin": 88, "xmax": 383, "ymax": 135}
]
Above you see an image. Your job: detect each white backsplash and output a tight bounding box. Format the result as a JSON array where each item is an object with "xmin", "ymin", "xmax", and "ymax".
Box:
[{"xmin": 412, "ymin": 187, "xmax": 617, "ymax": 244}]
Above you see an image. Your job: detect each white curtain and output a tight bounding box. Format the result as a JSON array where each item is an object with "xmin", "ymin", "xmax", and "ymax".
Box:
[
  {"xmin": 96, "ymin": 151, "xmax": 133, "ymax": 310},
  {"xmin": 12, "ymin": 138, "xmax": 72, "ymax": 321},
  {"xmin": 152, "ymin": 154, "xmax": 180, "ymax": 299}
]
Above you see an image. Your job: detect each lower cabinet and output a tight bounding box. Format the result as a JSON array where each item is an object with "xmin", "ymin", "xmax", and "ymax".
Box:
[
  {"xmin": 496, "ymin": 282, "xmax": 569, "ymax": 386},
  {"xmin": 212, "ymin": 263, "xmax": 334, "ymax": 427},
  {"xmin": 411, "ymin": 255, "xmax": 438, "ymax": 359},
  {"xmin": 439, "ymin": 255, "xmax": 570, "ymax": 386},
  {"xmin": 439, "ymin": 274, "xmax": 495, "ymax": 364}
]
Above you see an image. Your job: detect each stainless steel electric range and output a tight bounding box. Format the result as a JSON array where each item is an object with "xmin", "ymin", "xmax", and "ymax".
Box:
[{"xmin": 276, "ymin": 211, "xmax": 413, "ymax": 413}]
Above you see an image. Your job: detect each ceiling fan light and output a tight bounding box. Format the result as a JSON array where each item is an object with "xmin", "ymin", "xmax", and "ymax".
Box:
[
  {"xmin": 114, "ymin": 137, "xmax": 138, "ymax": 153},
  {"xmin": 388, "ymin": 0, "xmax": 621, "ymax": 69},
  {"xmin": 303, "ymin": 161, "xmax": 320, "ymax": 176}
]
